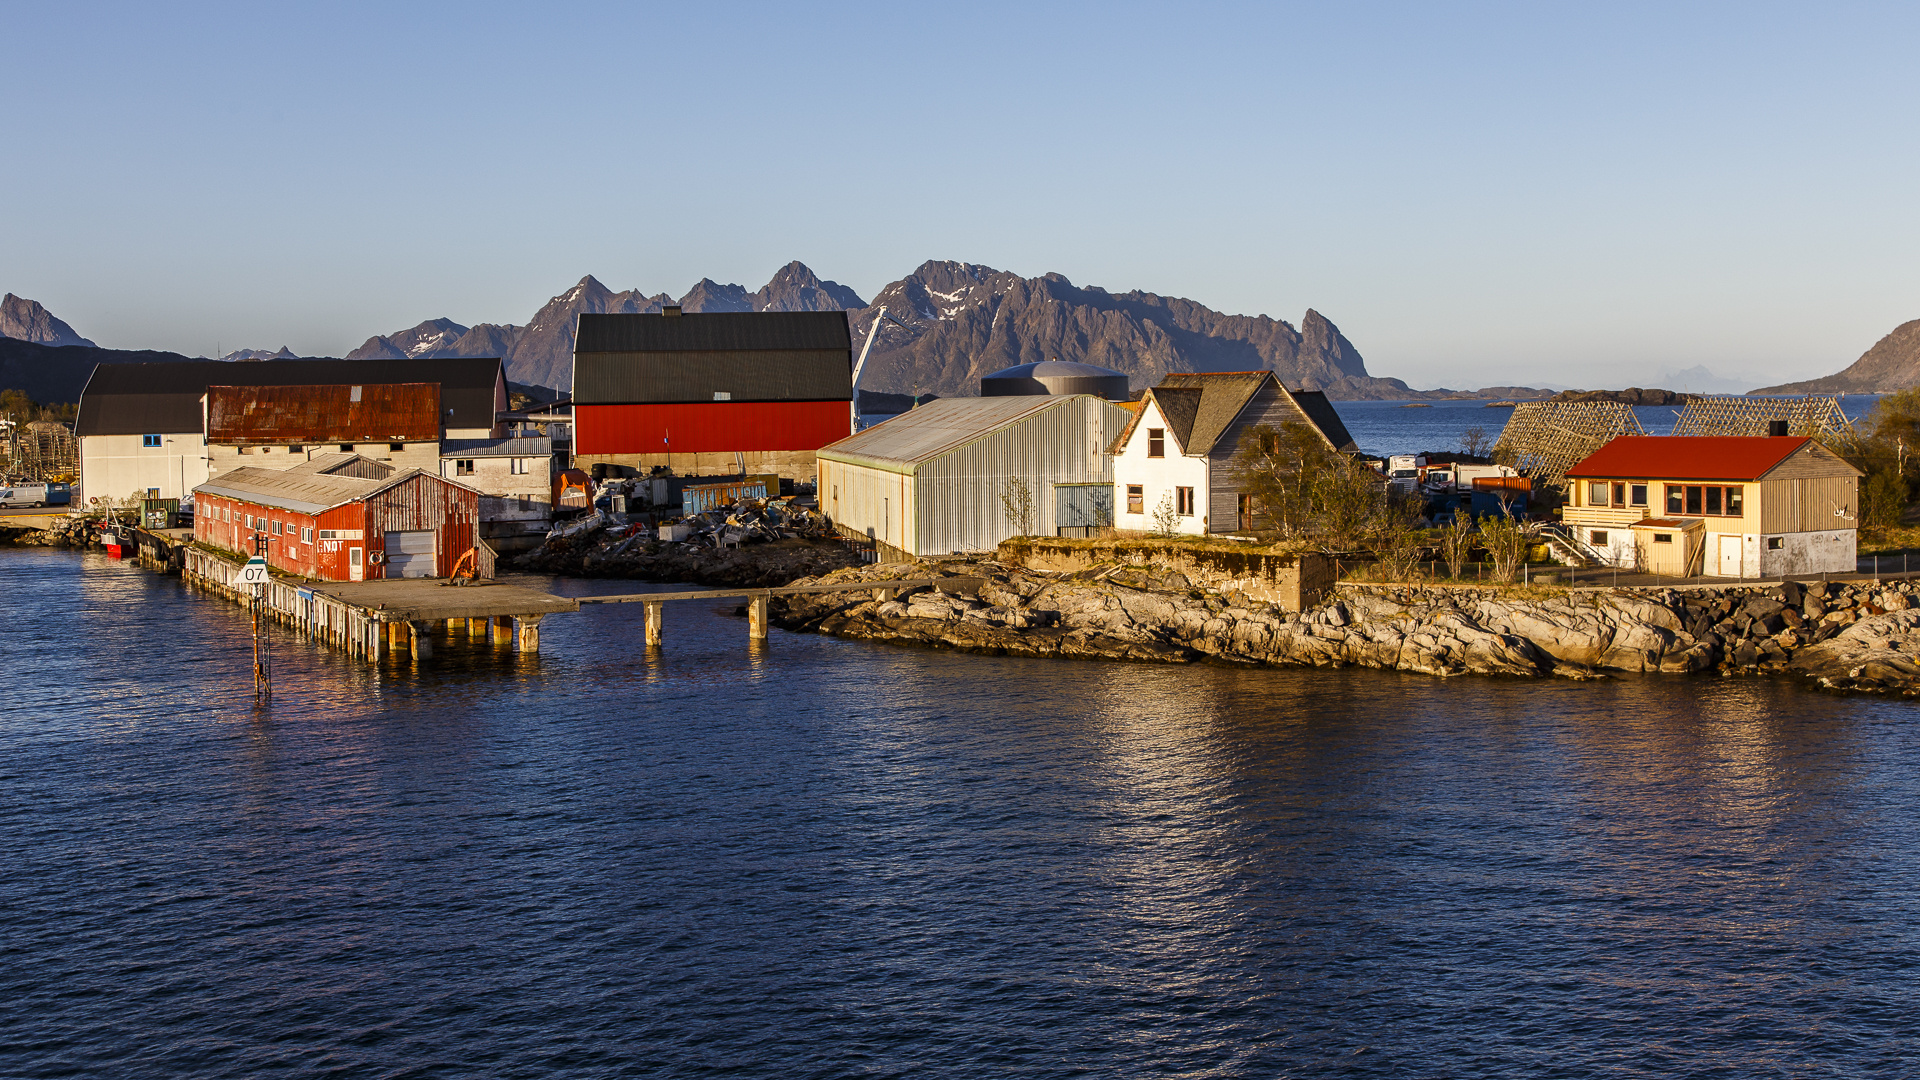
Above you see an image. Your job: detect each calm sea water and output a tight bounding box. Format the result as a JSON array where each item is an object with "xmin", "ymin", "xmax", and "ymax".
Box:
[{"xmin": 4, "ymin": 548, "xmax": 1919, "ymax": 1078}]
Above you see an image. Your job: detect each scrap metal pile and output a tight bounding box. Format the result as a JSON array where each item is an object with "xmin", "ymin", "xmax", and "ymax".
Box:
[{"xmin": 511, "ymin": 495, "xmax": 859, "ymax": 585}]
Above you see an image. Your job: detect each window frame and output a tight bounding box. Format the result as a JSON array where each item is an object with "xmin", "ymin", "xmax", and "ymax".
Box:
[
  {"xmin": 142, "ymin": 434, "xmax": 162, "ymax": 448},
  {"xmin": 1176, "ymin": 486, "xmax": 1195, "ymax": 516},
  {"xmin": 1126, "ymin": 485, "xmax": 1144, "ymax": 515},
  {"xmin": 1146, "ymin": 428, "xmax": 1166, "ymax": 458}
]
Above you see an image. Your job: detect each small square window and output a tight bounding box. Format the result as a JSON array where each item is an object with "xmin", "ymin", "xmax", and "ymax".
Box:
[
  {"xmin": 1653, "ymin": 533, "xmax": 1672, "ymax": 544},
  {"xmin": 1126, "ymin": 485, "xmax": 1144, "ymax": 515},
  {"xmin": 288, "ymin": 445, "xmax": 304, "ymax": 454},
  {"xmin": 1767, "ymin": 537, "xmax": 1784, "ymax": 550},
  {"xmin": 1590, "ymin": 530, "xmax": 1609, "ymax": 545},
  {"xmin": 390, "ymin": 442, "xmax": 405, "ymax": 452},
  {"xmin": 1147, "ymin": 429, "xmax": 1165, "ymax": 458},
  {"xmin": 339, "ymin": 443, "xmax": 354, "ymax": 452},
  {"xmin": 456, "ymin": 460, "xmax": 475, "ymax": 476},
  {"xmin": 142, "ymin": 434, "xmax": 161, "ymax": 448},
  {"xmin": 510, "ymin": 457, "xmax": 529, "ymax": 475},
  {"xmin": 1630, "ymin": 484, "xmax": 1648, "ymax": 506},
  {"xmin": 1589, "ymin": 481, "xmax": 1608, "ymax": 506}
]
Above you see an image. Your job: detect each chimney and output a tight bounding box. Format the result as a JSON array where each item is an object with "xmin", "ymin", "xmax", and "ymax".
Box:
[
  {"xmin": 1768, "ymin": 420, "xmax": 1789, "ymax": 437},
  {"xmin": 662, "ymin": 304, "xmax": 683, "ymax": 317}
]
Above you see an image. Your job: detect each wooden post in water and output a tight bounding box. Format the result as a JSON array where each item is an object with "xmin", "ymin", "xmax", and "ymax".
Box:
[
  {"xmin": 748, "ymin": 594, "xmax": 769, "ymax": 641},
  {"xmin": 644, "ymin": 602, "xmax": 663, "ymax": 647},
  {"xmin": 515, "ymin": 615, "xmax": 542, "ymax": 654},
  {"xmin": 491, "ymin": 615, "xmax": 513, "ymax": 645},
  {"xmin": 409, "ymin": 621, "xmax": 432, "ymax": 660},
  {"xmin": 468, "ymin": 617, "xmax": 486, "ymax": 639}
]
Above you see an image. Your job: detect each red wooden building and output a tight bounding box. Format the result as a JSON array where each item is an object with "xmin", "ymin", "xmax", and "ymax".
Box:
[
  {"xmin": 570, "ymin": 308, "xmax": 853, "ymax": 479},
  {"xmin": 193, "ymin": 455, "xmax": 480, "ymax": 581}
]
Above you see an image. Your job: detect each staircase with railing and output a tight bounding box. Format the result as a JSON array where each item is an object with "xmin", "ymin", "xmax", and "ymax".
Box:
[{"xmin": 1538, "ymin": 523, "xmax": 1607, "ymax": 569}]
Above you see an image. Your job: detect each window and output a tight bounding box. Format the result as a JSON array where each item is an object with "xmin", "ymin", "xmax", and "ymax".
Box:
[
  {"xmin": 390, "ymin": 442, "xmax": 405, "ymax": 452},
  {"xmin": 1589, "ymin": 481, "xmax": 1608, "ymax": 506},
  {"xmin": 1176, "ymin": 486, "xmax": 1195, "ymax": 516},
  {"xmin": 147, "ymin": 488, "xmax": 159, "ymax": 499},
  {"xmin": 511, "ymin": 457, "xmax": 529, "ymax": 475},
  {"xmin": 1147, "ymin": 428, "xmax": 1165, "ymax": 458},
  {"xmin": 142, "ymin": 434, "xmax": 161, "ymax": 448},
  {"xmin": 1768, "ymin": 537, "xmax": 1784, "ymax": 550},
  {"xmin": 1612, "ymin": 482, "xmax": 1626, "ymax": 506},
  {"xmin": 455, "ymin": 459, "xmax": 475, "ymax": 476},
  {"xmin": 1127, "ymin": 485, "xmax": 1144, "ymax": 514},
  {"xmin": 349, "ymin": 547, "xmax": 362, "ymax": 569},
  {"xmin": 239, "ymin": 446, "xmax": 254, "ymax": 455},
  {"xmin": 245, "ymin": 514, "xmax": 254, "ymax": 529},
  {"xmin": 1630, "ymin": 484, "xmax": 1648, "ymax": 507},
  {"xmin": 301, "ymin": 527, "xmax": 313, "ymax": 543},
  {"xmin": 271, "ymin": 520, "xmax": 283, "ymax": 536},
  {"xmin": 1238, "ymin": 493, "xmax": 1252, "ymax": 527},
  {"xmin": 1653, "ymin": 533, "xmax": 1672, "ymax": 544},
  {"xmin": 1705, "ymin": 487, "xmax": 1722, "ymax": 515},
  {"xmin": 1685, "ymin": 485, "xmax": 1703, "ymax": 515},
  {"xmin": 1590, "ymin": 530, "xmax": 1609, "ymax": 545},
  {"xmin": 1666, "ymin": 485, "xmax": 1684, "ymax": 514},
  {"xmin": 1727, "ymin": 487, "xmax": 1743, "ymax": 515},
  {"xmin": 288, "ymin": 445, "xmax": 304, "ymax": 454}
]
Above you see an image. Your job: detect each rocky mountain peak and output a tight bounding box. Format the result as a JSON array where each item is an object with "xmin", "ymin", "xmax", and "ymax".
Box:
[
  {"xmin": 678, "ymin": 279, "xmax": 753, "ymax": 313},
  {"xmin": 1, "ymin": 293, "xmax": 95, "ymax": 348},
  {"xmin": 754, "ymin": 261, "xmax": 866, "ymax": 313}
]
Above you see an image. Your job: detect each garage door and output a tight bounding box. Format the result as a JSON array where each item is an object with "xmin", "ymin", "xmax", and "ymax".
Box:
[{"xmin": 386, "ymin": 530, "xmax": 436, "ymax": 578}]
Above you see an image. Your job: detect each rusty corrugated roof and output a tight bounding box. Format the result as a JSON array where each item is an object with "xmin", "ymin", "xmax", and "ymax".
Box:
[{"xmin": 206, "ymin": 383, "xmax": 442, "ymax": 444}]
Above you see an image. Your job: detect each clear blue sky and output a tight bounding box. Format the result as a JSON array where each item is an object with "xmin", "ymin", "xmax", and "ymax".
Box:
[{"xmin": 5, "ymin": 1, "xmax": 1919, "ymax": 390}]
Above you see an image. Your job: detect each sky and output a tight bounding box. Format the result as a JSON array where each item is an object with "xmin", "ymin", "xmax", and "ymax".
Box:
[{"xmin": 5, "ymin": 1, "xmax": 1919, "ymax": 391}]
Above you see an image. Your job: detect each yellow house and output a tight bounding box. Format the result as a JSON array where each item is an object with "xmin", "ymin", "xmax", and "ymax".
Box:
[{"xmin": 1562, "ymin": 435, "xmax": 1859, "ymax": 578}]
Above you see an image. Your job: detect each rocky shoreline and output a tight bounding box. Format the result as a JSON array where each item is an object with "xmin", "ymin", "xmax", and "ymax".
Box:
[{"xmin": 771, "ymin": 559, "xmax": 1920, "ymax": 696}]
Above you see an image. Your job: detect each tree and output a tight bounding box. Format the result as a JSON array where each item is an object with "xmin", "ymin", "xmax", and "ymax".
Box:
[
  {"xmin": 1478, "ymin": 502, "xmax": 1535, "ymax": 583},
  {"xmin": 1232, "ymin": 422, "xmax": 1391, "ymax": 550},
  {"xmin": 1151, "ymin": 492, "xmax": 1180, "ymax": 537},
  {"xmin": 1460, "ymin": 425, "xmax": 1493, "ymax": 460},
  {"xmin": 1000, "ymin": 477, "xmax": 1036, "ymax": 536},
  {"xmin": 1438, "ymin": 509, "xmax": 1475, "ymax": 579},
  {"xmin": 1836, "ymin": 387, "xmax": 1920, "ymax": 529}
]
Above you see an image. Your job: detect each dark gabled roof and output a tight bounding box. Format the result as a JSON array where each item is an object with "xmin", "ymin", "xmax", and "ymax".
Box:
[
  {"xmin": 1150, "ymin": 387, "xmax": 1203, "ymax": 453},
  {"xmin": 1290, "ymin": 390, "xmax": 1357, "ymax": 453},
  {"xmin": 572, "ymin": 311, "xmax": 853, "ymax": 405},
  {"xmin": 75, "ymin": 358, "xmax": 503, "ymax": 437},
  {"xmin": 1109, "ymin": 371, "xmax": 1356, "ymax": 457},
  {"xmin": 206, "ymin": 383, "xmax": 441, "ymax": 445}
]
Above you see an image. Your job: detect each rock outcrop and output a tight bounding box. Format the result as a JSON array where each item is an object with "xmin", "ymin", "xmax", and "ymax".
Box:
[
  {"xmin": 1753, "ymin": 316, "xmax": 1920, "ymax": 394},
  {"xmin": 0, "ymin": 293, "xmax": 93, "ymax": 348},
  {"xmin": 770, "ymin": 561, "xmax": 1920, "ymax": 694}
]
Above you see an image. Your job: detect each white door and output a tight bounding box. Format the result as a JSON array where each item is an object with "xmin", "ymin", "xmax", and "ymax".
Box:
[
  {"xmin": 386, "ymin": 530, "xmax": 436, "ymax": 578},
  {"xmin": 349, "ymin": 546, "xmax": 364, "ymax": 582},
  {"xmin": 1717, "ymin": 534, "xmax": 1742, "ymax": 577}
]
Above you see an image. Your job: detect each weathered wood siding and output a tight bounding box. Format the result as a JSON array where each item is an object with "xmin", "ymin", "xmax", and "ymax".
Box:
[
  {"xmin": 1204, "ymin": 382, "xmax": 1335, "ymax": 533},
  {"xmin": 1759, "ymin": 476, "xmax": 1858, "ymax": 533}
]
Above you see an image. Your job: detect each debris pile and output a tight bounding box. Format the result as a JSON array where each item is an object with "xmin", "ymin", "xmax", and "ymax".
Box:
[
  {"xmin": 0, "ymin": 513, "xmax": 95, "ymax": 548},
  {"xmin": 508, "ymin": 497, "xmax": 859, "ymax": 587}
]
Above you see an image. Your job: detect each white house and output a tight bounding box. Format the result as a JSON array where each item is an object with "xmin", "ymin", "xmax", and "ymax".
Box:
[
  {"xmin": 439, "ymin": 434, "xmax": 559, "ymax": 550},
  {"xmin": 1110, "ymin": 371, "xmax": 1356, "ymax": 535}
]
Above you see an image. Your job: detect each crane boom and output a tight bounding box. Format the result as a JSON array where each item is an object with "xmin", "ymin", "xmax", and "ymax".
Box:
[{"xmin": 850, "ymin": 306, "xmax": 911, "ymax": 428}]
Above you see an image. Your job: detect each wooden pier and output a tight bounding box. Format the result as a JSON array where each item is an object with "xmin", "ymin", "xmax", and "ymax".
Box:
[
  {"xmin": 182, "ymin": 547, "xmax": 579, "ymax": 659},
  {"xmin": 578, "ymin": 577, "xmax": 985, "ymax": 646}
]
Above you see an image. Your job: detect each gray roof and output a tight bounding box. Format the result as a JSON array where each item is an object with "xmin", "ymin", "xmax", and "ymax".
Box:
[
  {"xmin": 572, "ymin": 311, "xmax": 852, "ymax": 405},
  {"xmin": 76, "ymin": 358, "xmax": 504, "ymax": 437},
  {"xmin": 816, "ymin": 396, "xmax": 1071, "ymax": 473},
  {"xmin": 1111, "ymin": 371, "xmax": 1356, "ymax": 456},
  {"xmin": 440, "ymin": 435, "xmax": 553, "ymax": 459},
  {"xmin": 195, "ymin": 464, "xmax": 477, "ymax": 515}
]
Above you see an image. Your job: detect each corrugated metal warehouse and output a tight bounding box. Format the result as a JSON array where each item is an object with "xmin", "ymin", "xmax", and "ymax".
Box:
[
  {"xmin": 570, "ymin": 308, "xmax": 853, "ymax": 480},
  {"xmin": 194, "ymin": 455, "xmax": 480, "ymax": 581},
  {"xmin": 816, "ymin": 395, "xmax": 1131, "ymax": 559}
]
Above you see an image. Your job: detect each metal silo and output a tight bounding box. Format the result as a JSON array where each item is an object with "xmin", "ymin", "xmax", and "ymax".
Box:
[{"xmin": 980, "ymin": 359, "xmax": 1131, "ymax": 401}]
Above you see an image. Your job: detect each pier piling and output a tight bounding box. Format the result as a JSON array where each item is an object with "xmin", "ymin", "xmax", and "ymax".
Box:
[{"xmin": 644, "ymin": 602, "xmax": 664, "ymax": 647}]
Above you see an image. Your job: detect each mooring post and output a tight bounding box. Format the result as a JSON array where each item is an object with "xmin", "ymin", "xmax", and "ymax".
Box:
[
  {"xmin": 644, "ymin": 601, "xmax": 664, "ymax": 647},
  {"xmin": 515, "ymin": 615, "xmax": 542, "ymax": 654},
  {"xmin": 748, "ymin": 593, "xmax": 769, "ymax": 641},
  {"xmin": 371, "ymin": 618, "xmax": 387, "ymax": 660},
  {"xmin": 468, "ymin": 617, "xmax": 486, "ymax": 639},
  {"xmin": 491, "ymin": 615, "xmax": 513, "ymax": 645},
  {"xmin": 874, "ymin": 586, "xmax": 896, "ymax": 602},
  {"xmin": 409, "ymin": 621, "xmax": 433, "ymax": 660}
]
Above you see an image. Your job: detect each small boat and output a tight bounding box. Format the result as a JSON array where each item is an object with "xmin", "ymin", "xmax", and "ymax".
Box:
[{"xmin": 99, "ymin": 528, "xmax": 128, "ymax": 559}]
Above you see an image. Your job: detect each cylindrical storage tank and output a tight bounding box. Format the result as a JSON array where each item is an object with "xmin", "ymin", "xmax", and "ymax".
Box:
[{"xmin": 980, "ymin": 359, "xmax": 1131, "ymax": 401}]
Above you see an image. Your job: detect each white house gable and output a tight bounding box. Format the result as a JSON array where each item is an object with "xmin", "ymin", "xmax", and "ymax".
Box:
[{"xmin": 1112, "ymin": 396, "xmax": 1211, "ymax": 535}]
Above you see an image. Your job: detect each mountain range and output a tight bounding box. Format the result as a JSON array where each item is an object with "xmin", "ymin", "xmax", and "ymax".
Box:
[
  {"xmin": 338, "ymin": 259, "xmax": 1444, "ymax": 400},
  {"xmin": 1752, "ymin": 319, "xmax": 1920, "ymax": 395}
]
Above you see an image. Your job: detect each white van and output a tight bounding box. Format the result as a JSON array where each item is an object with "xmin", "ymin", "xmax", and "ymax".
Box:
[{"xmin": 0, "ymin": 484, "xmax": 50, "ymax": 508}]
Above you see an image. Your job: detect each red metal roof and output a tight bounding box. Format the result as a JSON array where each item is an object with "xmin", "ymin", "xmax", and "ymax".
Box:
[
  {"xmin": 207, "ymin": 383, "xmax": 442, "ymax": 444},
  {"xmin": 1566, "ymin": 436, "xmax": 1810, "ymax": 481}
]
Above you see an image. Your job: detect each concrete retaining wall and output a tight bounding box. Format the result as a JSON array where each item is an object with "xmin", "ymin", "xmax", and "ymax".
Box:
[{"xmin": 997, "ymin": 538, "xmax": 1336, "ymax": 611}]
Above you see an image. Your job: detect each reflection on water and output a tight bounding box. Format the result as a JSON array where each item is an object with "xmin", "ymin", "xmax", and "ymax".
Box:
[{"xmin": 3, "ymin": 548, "xmax": 1919, "ymax": 1078}]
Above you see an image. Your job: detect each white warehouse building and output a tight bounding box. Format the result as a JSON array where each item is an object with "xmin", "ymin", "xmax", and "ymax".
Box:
[{"xmin": 816, "ymin": 395, "xmax": 1133, "ymax": 560}]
